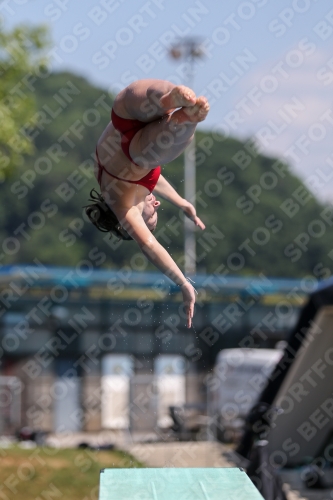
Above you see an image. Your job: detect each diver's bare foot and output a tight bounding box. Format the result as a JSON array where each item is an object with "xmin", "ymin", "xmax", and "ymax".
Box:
[
  {"xmin": 170, "ymin": 96, "xmax": 210, "ymax": 124},
  {"xmin": 160, "ymin": 85, "xmax": 196, "ymax": 110}
]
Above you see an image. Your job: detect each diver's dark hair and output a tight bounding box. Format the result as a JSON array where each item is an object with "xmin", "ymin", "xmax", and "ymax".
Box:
[{"xmin": 85, "ymin": 189, "xmax": 133, "ymax": 240}]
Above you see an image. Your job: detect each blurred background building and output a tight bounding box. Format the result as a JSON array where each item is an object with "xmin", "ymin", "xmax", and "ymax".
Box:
[{"xmin": 0, "ymin": 265, "xmax": 304, "ymax": 436}]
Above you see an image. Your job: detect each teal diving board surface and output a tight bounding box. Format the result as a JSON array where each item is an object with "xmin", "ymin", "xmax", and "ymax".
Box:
[{"xmin": 99, "ymin": 467, "xmax": 264, "ymax": 499}]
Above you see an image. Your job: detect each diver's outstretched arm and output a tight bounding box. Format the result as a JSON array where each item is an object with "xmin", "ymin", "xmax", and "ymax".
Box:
[{"xmin": 114, "ymin": 204, "xmax": 196, "ymax": 328}]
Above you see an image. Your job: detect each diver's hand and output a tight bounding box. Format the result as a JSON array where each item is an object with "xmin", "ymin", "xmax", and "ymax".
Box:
[
  {"xmin": 180, "ymin": 281, "xmax": 196, "ymax": 328},
  {"xmin": 182, "ymin": 202, "xmax": 205, "ymax": 230}
]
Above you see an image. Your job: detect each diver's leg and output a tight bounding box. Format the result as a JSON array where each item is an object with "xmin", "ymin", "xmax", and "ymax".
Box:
[
  {"xmin": 129, "ymin": 96, "xmax": 210, "ymax": 168},
  {"xmin": 113, "ymin": 79, "xmax": 197, "ymax": 121}
]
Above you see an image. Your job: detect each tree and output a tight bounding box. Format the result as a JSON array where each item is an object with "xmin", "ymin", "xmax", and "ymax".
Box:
[
  {"xmin": 1, "ymin": 69, "xmax": 331, "ymax": 278},
  {"xmin": 0, "ymin": 21, "xmax": 49, "ymax": 181}
]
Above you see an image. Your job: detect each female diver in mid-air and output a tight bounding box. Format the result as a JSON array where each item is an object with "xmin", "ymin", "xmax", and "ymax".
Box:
[{"xmin": 85, "ymin": 79, "xmax": 210, "ymax": 328}]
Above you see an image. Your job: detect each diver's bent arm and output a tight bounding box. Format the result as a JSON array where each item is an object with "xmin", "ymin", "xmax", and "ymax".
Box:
[
  {"xmin": 154, "ymin": 175, "xmax": 206, "ymax": 230},
  {"xmin": 153, "ymin": 174, "xmax": 186, "ymax": 207}
]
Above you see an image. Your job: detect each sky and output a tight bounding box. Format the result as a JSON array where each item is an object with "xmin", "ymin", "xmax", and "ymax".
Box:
[{"xmin": 3, "ymin": 0, "xmax": 333, "ymax": 200}]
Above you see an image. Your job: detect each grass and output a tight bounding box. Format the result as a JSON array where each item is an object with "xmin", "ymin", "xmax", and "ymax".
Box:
[{"xmin": 0, "ymin": 445, "xmax": 144, "ymax": 499}]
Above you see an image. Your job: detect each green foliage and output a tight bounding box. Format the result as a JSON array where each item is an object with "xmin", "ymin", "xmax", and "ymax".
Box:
[
  {"xmin": 1, "ymin": 70, "xmax": 332, "ymax": 278},
  {"xmin": 0, "ymin": 22, "xmax": 49, "ymax": 180}
]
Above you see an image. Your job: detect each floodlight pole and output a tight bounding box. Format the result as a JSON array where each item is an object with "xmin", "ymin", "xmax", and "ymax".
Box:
[
  {"xmin": 169, "ymin": 38, "xmax": 204, "ymax": 276},
  {"xmin": 184, "ymin": 113, "xmax": 196, "ymax": 276}
]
